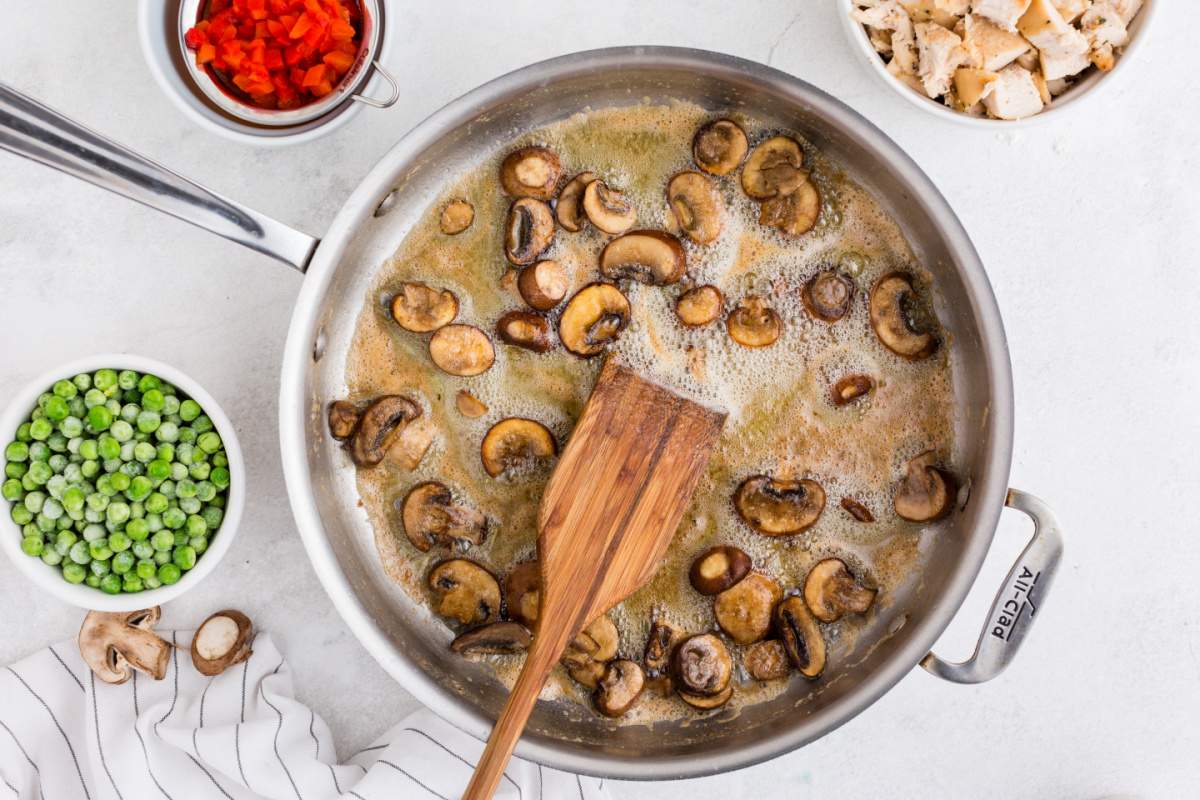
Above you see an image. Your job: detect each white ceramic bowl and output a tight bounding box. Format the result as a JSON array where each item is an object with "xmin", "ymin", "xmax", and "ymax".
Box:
[
  {"xmin": 0, "ymin": 354, "xmax": 245, "ymax": 611},
  {"xmin": 838, "ymin": 0, "xmax": 1157, "ymax": 127}
]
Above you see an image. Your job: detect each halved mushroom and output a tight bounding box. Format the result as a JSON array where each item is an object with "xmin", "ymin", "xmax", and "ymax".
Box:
[
  {"xmin": 496, "ymin": 310, "xmax": 554, "ymax": 353},
  {"xmin": 869, "ymin": 272, "xmax": 938, "ymax": 360},
  {"xmin": 744, "ymin": 639, "xmax": 790, "ymax": 681},
  {"xmin": 714, "ymin": 572, "xmax": 783, "ymax": 645},
  {"xmin": 562, "ymin": 615, "xmax": 620, "ymax": 688},
  {"xmin": 599, "ymin": 231, "xmax": 686, "ymax": 286},
  {"xmin": 391, "ymin": 282, "xmax": 459, "ymax": 333},
  {"xmin": 693, "ymin": 119, "xmax": 748, "ymax": 176},
  {"xmin": 480, "ymin": 417, "xmax": 557, "ymax": 478},
  {"xmin": 774, "ymin": 596, "xmax": 826, "ymax": 679},
  {"xmin": 555, "ymin": 171, "xmax": 597, "ymax": 232},
  {"xmin": 583, "ymin": 180, "xmax": 637, "ymax": 235},
  {"xmin": 594, "ymin": 659, "xmax": 645, "ymax": 718},
  {"xmin": 428, "ymin": 559, "xmax": 501, "ymax": 626},
  {"xmin": 401, "ymin": 481, "xmax": 487, "ymax": 552},
  {"xmin": 439, "ymin": 200, "xmax": 475, "ymax": 235},
  {"xmin": 831, "ymin": 374, "xmax": 874, "ymax": 407},
  {"xmin": 671, "ymin": 633, "xmax": 732, "ymax": 697},
  {"xmin": 191, "ymin": 610, "xmax": 254, "ymax": 676},
  {"xmin": 78, "ymin": 607, "xmax": 170, "ymax": 685},
  {"xmin": 689, "ymin": 545, "xmax": 752, "ymax": 595},
  {"xmin": 500, "ymin": 146, "xmax": 562, "ymax": 200},
  {"xmin": 455, "ymin": 390, "xmax": 488, "ymax": 418},
  {"xmin": 679, "ymin": 683, "xmax": 733, "ymax": 710},
  {"xmin": 643, "ymin": 618, "xmax": 683, "ymax": 689},
  {"xmin": 840, "ymin": 497, "xmax": 875, "ymax": 523},
  {"xmin": 558, "ymin": 283, "xmax": 631, "ymax": 357},
  {"xmin": 802, "ymin": 270, "xmax": 855, "ymax": 322},
  {"xmin": 327, "ymin": 400, "xmax": 361, "ymax": 440},
  {"xmin": 741, "ymin": 136, "xmax": 804, "ymax": 199},
  {"xmin": 675, "ymin": 285, "xmax": 723, "ymax": 327},
  {"xmin": 350, "ymin": 395, "xmax": 422, "ymax": 466},
  {"xmin": 734, "ymin": 475, "xmax": 826, "ymax": 536},
  {"xmin": 894, "ymin": 450, "xmax": 956, "ymax": 522},
  {"xmin": 518, "ymin": 260, "xmax": 569, "ymax": 311},
  {"xmin": 667, "ymin": 172, "xmax": 723, "ymax": 245},
  {"xmin": 503, "ymin": 560, "xmax": 541, "ymax": 627},
  {"xmin": 505, "ymin": 198, "xmax": 556, "ymax": 266},
  {"xmin": 428, "ymin": 324, "xmax": 496, "ymax": 377},
  {"xmin": 726, "ymin": 296, "xmax": 782, "ymax": 348},
  {"xmin": 759, "ymin": 180, "xmax": 820, "ymax": 237},
  {"xmin": 450, "ymin": 622, "xmax": 531, "ymax": 655},
  {"xmin": 804, "ymin": 558, "xmax": 877, "ymax": 623}
]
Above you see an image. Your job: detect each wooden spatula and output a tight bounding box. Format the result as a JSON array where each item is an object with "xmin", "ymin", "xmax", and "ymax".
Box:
[{"xmin": 462, "ymin": 360, "xmax": 726, "ymax": 799}]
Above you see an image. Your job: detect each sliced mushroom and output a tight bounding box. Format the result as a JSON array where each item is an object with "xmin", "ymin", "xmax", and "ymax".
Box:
[
  {"xmin": 714, "ymin": 572, "xmax": 783, "ymax": 645},
  {"xmin": 455, "ymin": 390, "xmax": 488, "ymax": 418},
  {"xmin": 556, "ymin": 171, "xmax": 597, "ymax": 232},
  {"xmin": 894, "ymin": 450, "xmax": 956, "ymax": 522},
  {"xmin": 675, "ymin": 285, "xmax": 723, "ymax": 327},
  {"xmin": 401, "ymin": 481, "xmax": 487, "ymax": 552},
  {"xmin": 558, "ymin": 283, "xmax": 631, "ymax": 357},
  {"xmin": 450, "ymin": 622, "xmax": 531, "ymax": 655},
  {"xmin": 594, "ymin": 659, "xmax": 645, "ymax": 718},
  {"xmin": 503, "ymin": 560, "xmax": 541, "ymax": 627},
  {"xmin": 734, "ymin": 475, "xmax": 826, "ymax": 536},
  {"xmin": 480, "ymin": 417, "xmax": 557, "ymax": 478},
  {"xmin": 831, "ymin": 374, "xmax": 874, "ymax": 407},
  {"xmin": 741, "ymin": 136, "xmax": 804, "ymax": 199},
  {"xmin": 869, "ymin": 272, "xmax": 938, "ymax": 359},
  {"xmin": 428, "ymin": 559, "xmax": 501, "ymax": 626},
  {"xmin": 567, "ymin": 660, "xmax": 607, "ymax": 689},
  {"xmin": 327, "ymin": 400, "xmax": 361, "ymax": 440},
  {"xmin": 744, "ymin": 639, "xmax": 791, "ymax": 681},
  {"xmin": 840, "ymin": 497, "xmax": 875, "ymax": 523},
  {"xmin": 679, "ymin": 683, "xmax": 733, "ymax": 710},
  {"xmin": 350, "ymin": 395, "xmax": 422, "ymax": 466},
  {"xmin": 726, "ymin": 296, "xmax": 782, "ymax": 348},
  {"xmin": 671, "ymin": 633, "xmax": 732, "ymax": 697},
  {"xmin": 804, "ymin": 558, "xmax": 877, "ymax": 623},
  {"xmin": 495, "ymin": 310, "xmax": 554, "ymax": 353},
  {"xmin": 759, "ymin": 180, "xmax": 820, "ymax": 237},
  {"xmin": 78, "ymin": 607, "xmax": 170, "ymax": 685},
  {"xmin": 583, "ymin": 180, "xmax": 637, "ymax": 235},
  {"xmin": 571, "ymin": 615, "xmax": 620, "ymax": 663},
  {"xmin": 499, "ymin": 146, "xmax": 562, "ymax": 200},
  {"xmin": 428, "ymin": 324, "xmax": 496, "ymax": 377},
  {"xmin": 439, "ymin": 200, "xmax": 475, "ymax": 235},
  {"xmin": 802, "ymin": 270, "xmax": 855, "ymax": 322},
  {"xmin": 518, "ymin": 260, "xmax": 569, "ymax": 311},
  {"xmin": 643, "ymin": 618, "xmax": 683, "ymax": 688},
  {"xmin": 191, "ymin": 610, "xmax": 254, "ymax": 676},
  {"xmin": 599, "ymin": 231, "xmax": 686, "ymax": 286},
  {"xmin": 391, "ymin": 282, "xmax": 459, "ymax": 333},
  {"xmin": 505, "ymin": 198, "xmax": 556, "ymax": 266},
  {"xmin": 693, "ymin": 119, "xmax": 748, "ymax": 176},
  {"xmin": 688, "ymin": 545, "xmax": 752, "ymax": 595},
  {"xmin": 774, "ymin": 596, "xmax": 826, "ymax": 679},
  {"xmin": 667, "ymin": 172, "xmax": 723, "ymax": 245}
]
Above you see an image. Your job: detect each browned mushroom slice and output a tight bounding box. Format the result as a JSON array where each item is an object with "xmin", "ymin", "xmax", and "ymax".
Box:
[
  {"xmin": 558, "ymin": 283, "xmax": 631, "ymax": 357},
  {"xmin": 869, "ymin": 272, "xmax": 938, "ymax": 359},
  {"xmin": 556, "ymin": 171, "xmax": 597, "ymax": 232},
  {"xmin": 727, "ymin": 295, "xmax": 782, "ymax": 348},
  {"xmin": 78, "ymin": 608, "xmax": 171, "ymax": 684},
  {"xmin": 840, "ymin": 497, "xmax": 875, "ymax": 522},
  {"xmin": 401, "ymin": 481, "xmax": 487, "ymax": 552},
  {"xmin": 675, "ymin": 285, "xmax": 723, "ymax": 327},
  {"xmin": 327, "ymin": 400, "xmax": 361, "ymax": 440},
  {"xmin": 439, "ymin": 200, "xmax": 475, "ymax": 235},
  {"xmin": 759, "ymin": 180, "xmax": 820, "ymax": 237},
  {"xmin": 803, "ymin": 558, "xmax": 877, "ymax": 623},
  {"xmin": 572, "ymin": 615, "xmax": 620, "ymax": 663},
  {"xmin": 496, "ymin": 310, "xmax": 554, "ymax": 353},
  {"xmin": 802, "ymin": 270, "xmax": 855, "ymax": 322},
  {"xmin": 505, "ymin": 198, "xmax": 555, "ymax": 266},
  {"xmin": 672, "ymin": 633, "xmax": 732, "ymax": 697},
  {"xmin": 455, "ymin": 390, "xmax": 488, "ymax": 419},
  {"xmin": 503, "ymin": 560, "xmax": 541, "ymax": 627},
  {"xmin": 480, "ymin": 417, "xmax": 557, "ymax": 478},
  {"xmin": 500, "ymin": 146, "xmax": 562, "ymax": 200},
  {"xmin": 713, "ymin": 572, "xmax": 783, "ymax": 645},
  {"xmin": 428, "ymin": 559, "xmax": 501, "ymax": 626},
  {"xmin": 190, "ymin": 610, "xmax": 254, "ymax": 676},
  {"xmin": 894, "ymin": 450, "xmax": 956, "ymax": 522},
  {"xmin": 688, "ymin": 545, "xmax": 752, "ymax": 595},
  {"xmin": 734, "ymin": 475, "xmax": 826, "ymax": 536},
  {"xmin": 679, "ymin": 683, "xmax": 733, "ymax": 710},
  {"xmin": 831, "ymin": 374, "xmax": 874, "ymax": 407},
  {"xmin": 744, "ymin": 639, "xmax": 791, "ymax": 681},
  {"xmin": 599, "ymin": 231, "xmax": 686, "ymax": 286},
  {"xmin": 518, "ymin": 260, "xmax": 569, "ymax": 311},
  {"xmin": 568, "ymin": 660, "xmax": 607, "ymax": 689},
  {"xmin": 643, "ymin": 618, "xmax": 682, "ymax": 690},
  {"xmin": 450, "ymin": 622, "xmax": 531, "ymax": 655},
  {"xmin": 594, "ymin": 660, "xmax": 645, "ymax": 718},
  {"xmin": 583, "ymin": 180, "xmax": 637, "ymax": 235},
  {"xmin": 667, "ymin": 172, "xmax": 723, "ymax": 245},
  {"xmin": 350, "ymin": 396, "xmax": 422, "ymax": 466},
  {"xmin": 775, "ymin": 596, "xmax": 826, "ymax": 679},
  {"xmin": 693, "ymin": 119, "xmax": 748, "ymax": 176},
  {"xmin": 391, "ymin": 282, "xmax": 459, "ymax": 333},
  {"xmin": 428, "ymin": 324, "xmax": 496, "ymax": 377},
  {"xmin": 741, "ymin": 136, "xmax": 805, "ymax": 199}
]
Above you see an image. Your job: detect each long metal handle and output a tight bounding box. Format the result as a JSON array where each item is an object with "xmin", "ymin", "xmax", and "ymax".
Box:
[
  {"xmin": 0, "ymin": 82, "xmax": 318, "ymax": 272},
  {"xmin": 921, "ymin": 488, "xmax": 1063, "ymax": 684}
]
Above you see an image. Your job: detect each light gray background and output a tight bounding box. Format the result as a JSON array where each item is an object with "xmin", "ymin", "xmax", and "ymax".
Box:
[{"xmin": 1, "ymin": 2, "xmax": 1197, "ymax": 798}]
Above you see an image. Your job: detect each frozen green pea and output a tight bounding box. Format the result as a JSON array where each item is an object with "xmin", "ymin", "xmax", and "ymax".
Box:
[
  {"xmin": 211, "ymin": 452, "xmax": 228, "ymax": 468},
  {"xmin": 97, "ymin": 436, "xmax": 120, "ymax": 460},
  {"xmin": 2, "ymin": 479, "xmax": 23, "ymax": 502},
  {"xmin": 155, "ymin": 422, "xmax": 179, "ymax": 443},
  {"xmin": 94, "ymin": 369, "xmax": 117, "ymax": 391},
  {"xmin": 63, "ymin": 563, "xmax": 87, "ymax": 584},
  {"xmin": 41, "ymin": 548, "xmax": 63, "ymax": 567},
  {"xmin": 177, "ymin": 427, "xmax": 196, "ymax": 444},
  {"xmin": 147, "ymin": 460, "xmax": 171, "ymax": 482},
  {"xmin": 60, "ymin": 416, "xmax": 83, "ymax": 438},
  {"xmin": 41, "ymin": 498, "xmax": 63, "ymax": 520},
  {"xmin": 108, "ymin": 531, "xmax": 131, "ymax": 552},
  {"xmin": 89, "ymin": 540, "xmax": 112, "ymax": 561},
  {"xmin": 122, "ymin": 575, "xmax": 143, "ymax": 593},
  {"xmin": 157, "ymin": 563, "xmax": 181, "ymax": 585},
  {"xmin": 79, "ymin": 439, "xmax": 99, "ymax": 460},
  {"xmin": 6, "ymin": 461, "xmax": 28, "ymax": 479},
  {"xmin": 85, "ymin": 573, "xmax": 101, "ymax": 588},
  {"xmin": 134, "ymin": 442, "xmax": 157, "ymax": 463},
  {"xmin": 68, "ymin": 540, "xmax": 91, "ymax": 564},
  {"xmin": 145, "ymin": 492, "xmax": 168, "ymax": 514},
  {"xmin": 176, "ymin": 479, "xmax": 196, "ymax": 499},
  {"xmin": 87, "ymin": 405, "xmax": 113, "ymax": 433},
  {"xmin": 156, "ymin": 443, "xmax": 175, "ymax": 462},
  {"xmin": 179, "ymin": 399, "xmax": 201, "ymax": 422},
  {"xmin": 11, "ymin": 504, "xmax": 33, "ymax": 526},
  {"xmin": 84, "ymin": 388, "xmax": 105, "ymax": 408},
  {"xmin": 161, "ymin": 396, "xmax": 180, "ymax": 416},
  {"xmin": 120, "ymin": 404, "xmax": 139, "ymax": 423},
  {"xmin": 185, "ymin": 515, "xmax": 208, "ymax": 537},
  {"xmin": 132, "ymin": 540, "xmax": 154, "ymax": 560},
  {"xmin": 112, "ymin": 551, "xmax": 135, "ymax": 574},
  {"xmin": 53, "ymin": 379, "xmax": 78, "ymax": 400},
  {"xmin": 99, "ymin": 573, "xmax": 122, "ymax": 594},
  {"xmin": 119, "ymin": 442, "xmax": 135, "ymax": 462},
  {"xmin": 151, "ymin": 530, "xmax": 175, "ymax": 551},
  {"xmin": 47, "ymin": 454, "xmax": 67, "ymax": 472},
  {"xmin": 172, "ymin": 545, "xmax": 196, "ymax": 570},
  {"xmin": 189, "ymin": 462, "xmax": 211, "ymax": 481},
  {"xmin": 30, "ymin": 419, "xmax": 53, "ymax": 441},
  {"xmin": 5, "ymin": 441, "xmax": 28, "ymax": 463},
  {"xmin": 137, "ymin": 374, "xmax": 161, "ymax": 393},
  {"xmin": 145, "ymin": 513, "xmax": 163, "ymax": 533},
  {"xmin": 24, "ymin": 491, "xmax": 46, "ymax": 513},
  {"xmin": 171, "ymin": 463, "xmax": 189, "ymax": 481},
  {"xmin": 109, "ymin": 472, "xmax": 130, "ymax": 492},
  {"xmin": 28, "ymin": 442, "xmax": 49, "ymax": 462},
  {"xmin": 89, "ymin": 559, "xmax": 110, "ymax": 577},
  {"xmin": 127, "ymin": 475, "xmax": 153, "ymax": 501},
  {"xmin": 119, "ymin": 461, "xmax": 143, "ymax": 478},
  {"xmin": 136, "ymin": 411, "xmax": 160, "ymax": 434},
  {"xmin": 117, "ymin": 370, "xmax": 138, "ymax": 391},
  {"xmin": 159, "ymin": 480, "xmax": 176, "ymax": 499},
  {"xmin": 189, "ymin": 536, "xmax": 208, "ymax": 555},
  {"xmin": 20, "ymin": 536, "xmax": 43, "ymax": 557},
  {"xmin": 82, "ymin": 523, "xmax": 107, "ymax": 542},
  {"xmin": 154, "ymin": 550, "xmax": 170, "ymax": 566},
  {"xmin": 126, "ymin": 518, "xmax": 150, "ymax": 542},
  {"xmin": 28, "ymin": 461, "xmax": 52, "ymax": 485},
  {"xmin": 110, "ymin": 420, "xmax": 133, "ymax": 442},
  {"xmin": 141, "ymin": 389, "xmax": 165, "ymax": 412},
  {"xmin": 179, "ymin": 497, "xmax": 201, "ymax": 515},
  {"xmin": 43, "ymin": 396, "xmax": 69, "ymax": 422},
  {"xmin": 136, "ymin": 559, "xmax": 157, "ymax": 579},
  {"xmin": 106, "ymin": 502, "xmax": 130, "ymax": 525}
]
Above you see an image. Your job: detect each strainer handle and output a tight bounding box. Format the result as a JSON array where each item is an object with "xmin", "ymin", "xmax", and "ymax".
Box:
[{"xmin": 0, "ymin": 82, "xmax": 319, "ymax": 273}]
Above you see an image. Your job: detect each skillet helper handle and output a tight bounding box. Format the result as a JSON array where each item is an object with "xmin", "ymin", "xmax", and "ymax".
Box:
[
  {"xmin": 0, "ymin": 81, "xmax": 318, "ymax": 273},
  {"xmin": 921, "ymin": 488, "xmax": 1063, "ymax": 684}
]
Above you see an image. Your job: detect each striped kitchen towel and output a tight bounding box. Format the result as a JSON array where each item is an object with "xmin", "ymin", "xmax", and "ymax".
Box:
[{"xmin": 0, "ymin": 632, "xmax": 609, "ymax": 800}]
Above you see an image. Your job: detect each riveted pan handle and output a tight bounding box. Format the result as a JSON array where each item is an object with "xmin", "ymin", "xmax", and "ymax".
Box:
[
  {"xmin": 0, "ymin": 82, "xmax": 319, "ymax": 273},
  {"xmin": 921, "ymin": 489, "xmax": 1063, "ymax": 684}
]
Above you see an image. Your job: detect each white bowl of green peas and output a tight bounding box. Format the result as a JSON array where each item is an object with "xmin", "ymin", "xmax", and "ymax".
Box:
[{"xmin": 0, "ymin": 355, "xmax": 244, "ymax": 611}]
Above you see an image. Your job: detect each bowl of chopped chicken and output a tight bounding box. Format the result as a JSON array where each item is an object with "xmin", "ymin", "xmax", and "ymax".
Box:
[{"xmin": 841, "ymin": 0, "xmax": 1154, "ymax": 123}]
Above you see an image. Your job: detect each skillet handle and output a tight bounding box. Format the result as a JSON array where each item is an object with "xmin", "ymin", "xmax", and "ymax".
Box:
[
  {"xmin": 921, "ymin": 488, "xmax": 1063, "ymax": 684},
  {"xmin": 0, "ymin": 82, "xmax": 318, "ymax": 273}
]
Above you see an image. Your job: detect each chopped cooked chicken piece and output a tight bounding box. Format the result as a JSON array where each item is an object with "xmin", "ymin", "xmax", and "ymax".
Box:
[
  {"xmin": 1045, "ymin": 76, "xmax": 1071, "ymax": 95},
  {"xmin": 1030, "ymin": 69, "xmax": 1052, "ymax": 103},
  {"xmin": 867, "ymin": 25, "xmax": 895, "ymax": 54},
  {"xmin": 888, "ymin": 56, "xmax": 928, "ymax": 93},
  {"xmin": 959, "ymin": 13, "xmax": 1032, "ymax": 70},
  {"xmin": 1052, "ymin": 0, "xmax": 1091, "ymax": 22},
  {"xmin": 982, "ymin": 64, "xmax": 1045, "ymax": 118},
  {"xmin": 1080, "ymin": 1, "xmax": 1129, "ymax": 71},
  {"xmin": 901, "ymin": 0, "xmax": 969, "ymax": 27},
  {"xmin": 954, "ymin": 67, "xmax": 1000, "ymax": 106},
  {"xmin": 915, "ymin": 22, "xmax": 969, "ymax": 98},
  {"xmin": 1018, "ymin": 0, "xmax": 1092, "ymax": 79},
  {"xmin": 891, "ymin": 21, "xmax": 921, "ymax": 75},
  {"xmin": 855, "ymin": 1, "xmax": 919, "ymax": 74},
  {"xmin": 1111, "ymin": 0, "xmax": 1142, "ymax": 24},
  {"xmin": 1015, "ymin": 49, "xmax": 1040, "ymax": 70},
  {"xmin": 972, "ymin": 0, "xmax": 1033, "ymax": 30}
]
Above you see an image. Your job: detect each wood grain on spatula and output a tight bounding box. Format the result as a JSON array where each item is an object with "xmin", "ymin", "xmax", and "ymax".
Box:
[{"xmin": 463, "ymin": 360, "xmax": 726, "ymax": 799}]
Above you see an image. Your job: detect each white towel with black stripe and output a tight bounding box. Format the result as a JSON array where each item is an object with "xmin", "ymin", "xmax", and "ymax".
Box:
[{"xmin": 0, "ymin": 632, "xmax": 610, "ymax": 800}]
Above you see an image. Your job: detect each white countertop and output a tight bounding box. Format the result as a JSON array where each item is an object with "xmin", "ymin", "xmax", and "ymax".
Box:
[{"xmin": 1, "ymin": 2, "xmax": 1197, "ymax": 798}]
